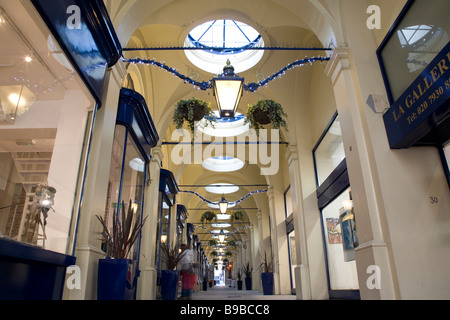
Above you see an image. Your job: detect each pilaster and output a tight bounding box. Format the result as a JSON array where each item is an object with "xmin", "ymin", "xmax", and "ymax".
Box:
[{"xmin": 325, "ymin": 45, "xmax": 396, "ymax": 300}]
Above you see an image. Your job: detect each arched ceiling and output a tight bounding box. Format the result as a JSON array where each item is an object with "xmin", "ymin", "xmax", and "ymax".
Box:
[{"xmin": 106, "ymin": 0, "xmax": 340, "ymax": 262}]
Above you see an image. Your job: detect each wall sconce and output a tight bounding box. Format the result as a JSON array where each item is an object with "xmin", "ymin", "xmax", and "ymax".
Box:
[
  {"xmin": 212, "ymin": 60, "xmax": 244, "ymax": 118},
  {"xmin": 161, "ymin": 233, "xmax": 168, "ymax": 244}
]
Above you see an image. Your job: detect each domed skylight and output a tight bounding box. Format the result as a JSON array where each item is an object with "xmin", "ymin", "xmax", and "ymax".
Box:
[
  {"xmin": 198, "ymin": 111, "xmax": 249, "ymax": 137},
  {"xmin": 185, "ymin": 20, "xmax": 264, "ymax": 74},
  {"xmin": 205, "ymin": 183, "xmax": 239, "ymax": 194},
  {"xmin": 202, "ymin": 156, "xmax": 244, "ymax": 172}
]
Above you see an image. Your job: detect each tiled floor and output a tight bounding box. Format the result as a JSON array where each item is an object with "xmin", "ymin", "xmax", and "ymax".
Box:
[{"xmin": 191, "ymin": 284, "xmax": 297, "ymax": 300}]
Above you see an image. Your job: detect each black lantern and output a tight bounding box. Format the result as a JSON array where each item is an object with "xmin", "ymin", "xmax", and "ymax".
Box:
[{"xmin": 212, "ymin": 60, "xmax": 244, "ymax": 118}]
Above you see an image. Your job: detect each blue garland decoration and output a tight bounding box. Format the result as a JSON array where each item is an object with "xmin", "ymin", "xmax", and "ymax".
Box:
[
  {"xmin": 179, "ymin": 189, "xmax": 268, "ymax": 206},
  {"xmin": 122, "ymin": 56, "xmax": 330, "ymax": 92}
]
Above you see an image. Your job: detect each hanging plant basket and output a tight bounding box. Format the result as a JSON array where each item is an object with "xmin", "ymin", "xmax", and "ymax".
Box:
[
  {"xmin": 173, "ymin": 97, "xmax": 216, "ymax": 134},
  {"xmin": 245, "ymin": 100, "xmax": 288, "ymax": 138},
  {"xmin": 200, "ymin": 211, "xmax": 217, "ymax": 225},
  {"xmin": 252, "ymin": 106, "xmax": 271, "ymax": 125},
  {"xmin": 231, "ymin": 210, "xmax": 245, "ymax": 222}
]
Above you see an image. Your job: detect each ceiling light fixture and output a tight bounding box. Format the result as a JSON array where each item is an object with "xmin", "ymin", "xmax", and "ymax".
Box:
[
  {"xmin": 219, "ymin": 195, "xmax": 228, "ymax": 214},
  {"xmin": 218, "ymin": 229, "xmax": 226, "ymax": 244},
  {"xmin": 212, "ymin": 60, "xmax": 244, "ymax": 118}
]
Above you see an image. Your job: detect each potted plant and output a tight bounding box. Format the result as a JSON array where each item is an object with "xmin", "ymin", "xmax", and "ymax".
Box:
[
  {"xmin": 200, "ymin": 211, "xmax": 217, "ymax": 225},
  {"xmin": 159, "ymin": 242, "xmax": 186, "ymax": 300},
  {"xmin": 96, "ymin": 200, "xmax": 148, "ymax": 300},
  {"xmin": 231, "ymin": 210, "xmax": 244, "ymax": 222},
  {"xmin": 245, "ymin": 99, "xmax": 288, "ymax": 138},
  {"xmin": 259, "ymin": 251, "xmax": 274, "ymax": 295},
  {"xmin": 236, "ymin": 269, "xmax": 243, "ymax": 290},
  {"xmin": 242, "ymin": 262, "xmax": 253, "ymax": 291},
  {"xmin": 227, "ymin": 240, "xmax": 237, "ymax": 248},
  {"xmin": 173, "ymin": 97, "xmax": 216, "ymax": 134}
]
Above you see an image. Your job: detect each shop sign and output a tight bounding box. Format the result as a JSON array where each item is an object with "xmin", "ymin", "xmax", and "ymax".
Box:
[{"xmin": 383, "ymin": 42, "xmax": 450, "ymax": 148}]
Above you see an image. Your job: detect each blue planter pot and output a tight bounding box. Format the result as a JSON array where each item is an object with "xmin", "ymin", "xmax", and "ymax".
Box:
[
  {"xmin": 245, "ymin": 277, "xmax": 252, "ymax": 290},
  {"xmin": 261, "ymin": 272, "xmax": 274, "ymax": 295},
  {"xmin": 161, "ymin": 270, "xmax": 179, "ymax": 300},
  {"xmin": 237, "ymin": 280, "xmax": 243, "ymax": 290},
  {"xmin": 98, "ymin": 259, "xmax": 137, "ymax": 300}
]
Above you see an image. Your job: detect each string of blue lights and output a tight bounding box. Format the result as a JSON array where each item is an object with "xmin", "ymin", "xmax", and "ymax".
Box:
[
  {"xmin": 122, "ymin": 56, "xmax": 330, "ymax": 92},
  {"xmin": 179, "ymin": 189, "xmax": 268, "ymax": 206}
]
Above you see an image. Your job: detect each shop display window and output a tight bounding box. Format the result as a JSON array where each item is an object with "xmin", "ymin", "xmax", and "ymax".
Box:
[
  {"xmin": 103, "ymin": 124, "xmax": 147, "ymax": 260},
  {"xmin": 321, "ymin": 188, "xmax": 359, "ymax": 291},
  {"xmin": 313, "ymin": 114, "xmax": 345, "ymax": 187},
  {"xmin": 377, "ymin": 0, "xmax": 450, "ymax": 104},
  {"xmin": 0, "ymin": 4, "xmax": 95, "ymax": 254}
]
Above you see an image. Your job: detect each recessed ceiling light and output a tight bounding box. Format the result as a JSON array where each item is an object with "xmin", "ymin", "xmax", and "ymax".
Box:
[{"xmin": 25, "ymin": 56, "xmax": 32, "ymax": 63}]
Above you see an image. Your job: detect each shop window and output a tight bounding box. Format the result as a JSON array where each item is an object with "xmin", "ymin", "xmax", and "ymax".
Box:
[
  {"xmin": 378, "ymin": 0, "xmax": 450, "ymax": 103},
  {"xmin": 321, "ymin": 188, "xmax": 359, "ymax": 292},
  {"xmin": 0, "ymin": 6, "xmax": 95, "ymax": 254},
  {"xmin": 103, "ymin": 124, "xmax": 147, "ymax": 259},
  {"xmin": 313, "ymin": 113, "xmax": 345, "ymax": 187},
  {"xmin": 155, "ymin": 193, "xmax": 172, "ymax": 269},
  {"xmin": 444, "ymin": 143, "xmax": 450, "ymax": 169}
]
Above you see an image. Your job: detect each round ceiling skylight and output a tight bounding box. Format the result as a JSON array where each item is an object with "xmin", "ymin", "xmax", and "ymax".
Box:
[
  {"xmin": 216, "ymin": 214, "xmax": 231, "ymax": 220},
  {"xmin": 198, "ymin": 112, "xmax": 249, "ymax": 137},
  {"xmin": 211, "ymin": 223, "xmax": 232, "ymax": 228},
  {"xmin": 185, "ymin": 20, "xmax": 264, "ymax": 74},
  {"xmin": 205, "ymin": 183, "xmax": 239, "ymax": 194},
  {"xmin": 202, "ymin": 156, "xmax": 244, "ymax": 172}
]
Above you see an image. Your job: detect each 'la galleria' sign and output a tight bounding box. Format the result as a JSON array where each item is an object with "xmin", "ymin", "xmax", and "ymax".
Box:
[{"xmin": 383, "ymin": 41, "xmax": 450, "ymax": 149}]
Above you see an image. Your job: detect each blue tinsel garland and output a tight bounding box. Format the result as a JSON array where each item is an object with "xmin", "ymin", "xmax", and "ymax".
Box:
[{"xmin": 122, "ymin": 56, "xmax": 330, "ymax": 92}]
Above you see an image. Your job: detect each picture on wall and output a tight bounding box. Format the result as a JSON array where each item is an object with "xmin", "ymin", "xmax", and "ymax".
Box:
[{"xmin": 326, "ymin": 218, "xmax": 342, "ymax": 244}]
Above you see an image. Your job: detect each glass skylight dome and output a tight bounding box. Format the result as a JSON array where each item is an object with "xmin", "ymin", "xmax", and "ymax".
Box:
[
  {"xmin": 205, "ymin": 183, "xmax": 239, "ymax": 194},
  {"xmin": 198, "ymin": 111, "xmax": 249, "ymax": 137},
  {"xmin": 202, "ymin": 156, "xmax": 244, "ymax": 172},
  {"xmin": 185, "ymin": 20, "xmax": 264, "ymax": 74}
]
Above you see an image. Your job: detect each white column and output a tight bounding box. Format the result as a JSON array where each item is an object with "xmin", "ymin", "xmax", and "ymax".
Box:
[
  {"xmin": 250, "ymin": 224, "xmax": 260, "ymax": 291},
  {"xmin": 285, "ymin": 146, "xmax": 312, "ymax": 300},
  {"xmin": 267, "ymin": 187, "xmax": 291, "ymax": 295},
  {"xmin": 137, "ymin": 147, "xmax": 163, "ymax": 300},
  {"xmin": 325, "ymin": 46, "xmax": 396, "ymax": 300}
]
